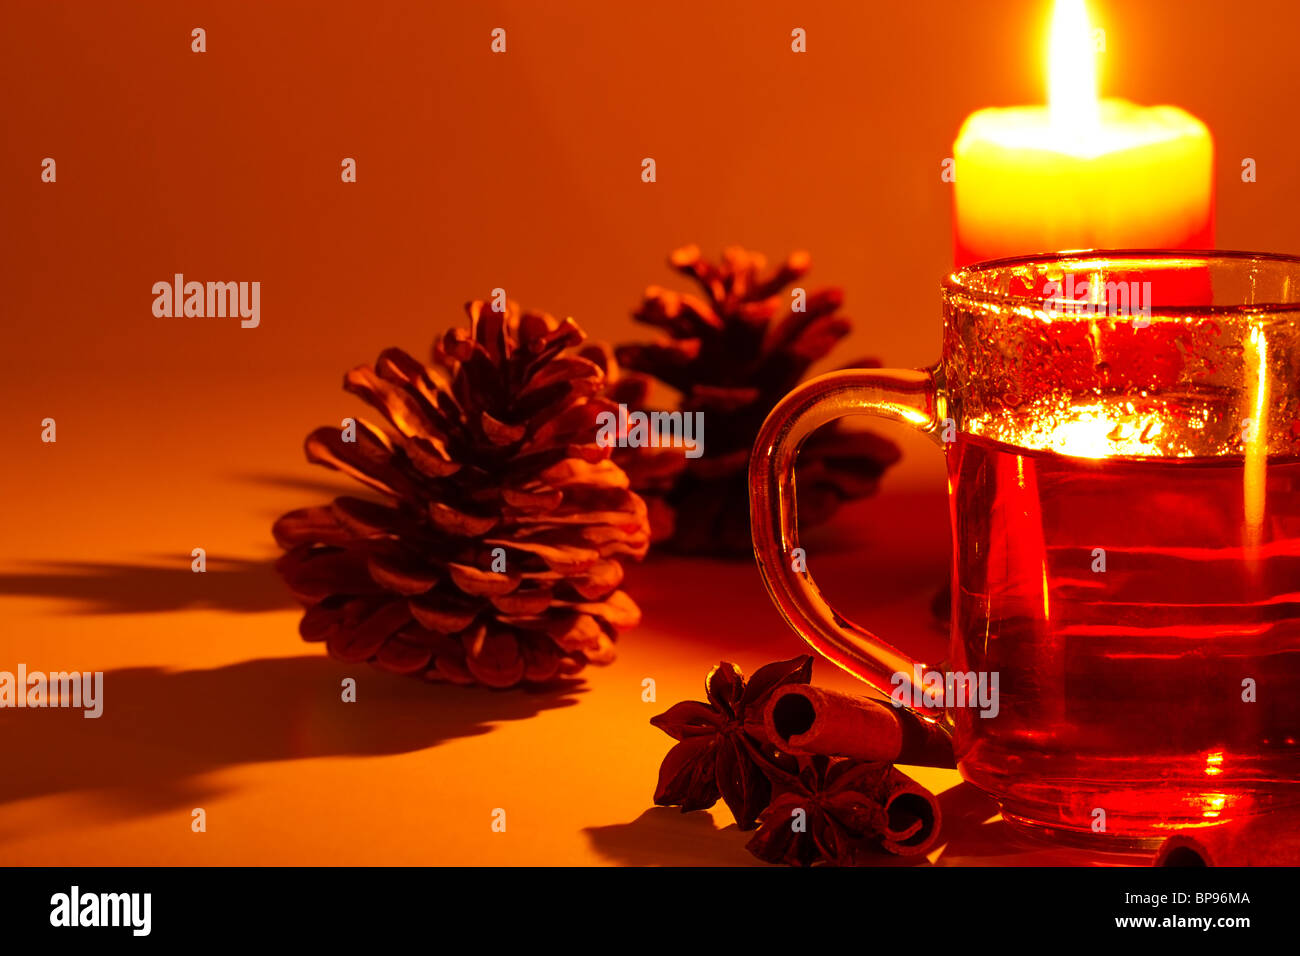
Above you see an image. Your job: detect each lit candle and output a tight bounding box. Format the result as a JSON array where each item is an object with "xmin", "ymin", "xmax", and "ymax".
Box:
[{"xmin": 953, "ymin": 0, "xmax": 1214, "ymax": 265}]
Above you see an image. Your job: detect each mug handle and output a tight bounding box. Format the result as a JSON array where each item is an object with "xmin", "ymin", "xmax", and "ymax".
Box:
[{"xmin": 749, "ymin": 366, "xmax": 947, "ymax": 718}]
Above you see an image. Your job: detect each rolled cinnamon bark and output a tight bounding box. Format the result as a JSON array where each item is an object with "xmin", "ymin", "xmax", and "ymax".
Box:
[
  {"xmin": 763, "ymin": 684, "xmax": 956, "ymax": 768},
  {"xmin": 875, "ymin": 766, "xmax": 943, "ymax": 857},
  {"xmin": 1154, "ymin": 815, "xmax": 1300, "ymax": 866}
]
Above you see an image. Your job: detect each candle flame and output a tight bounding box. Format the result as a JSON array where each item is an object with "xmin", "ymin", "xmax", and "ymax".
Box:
[{"xmin": 1048, "ymin": 0, "xmax": 1100, "ymax": 138}]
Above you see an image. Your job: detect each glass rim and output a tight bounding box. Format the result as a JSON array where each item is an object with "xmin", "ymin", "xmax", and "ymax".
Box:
[{"xmin": 944, "ymin": 248, "xmax": 1300, "ymax": 316}]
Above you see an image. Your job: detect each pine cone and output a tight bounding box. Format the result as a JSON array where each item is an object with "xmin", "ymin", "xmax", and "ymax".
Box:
[
  {"xmin": 272, "ymin": 301, "xmax": 651, "ymax": 688},
  {"xmin": 614, "ymin": 245, "xmax": 901, "ymax": 557}
]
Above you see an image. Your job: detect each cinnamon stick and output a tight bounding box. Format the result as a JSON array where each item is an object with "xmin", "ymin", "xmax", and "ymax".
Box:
[
  {"xmin": 1154, "ymin": 814, "xmax": 1300, "ymax": 866},
  {"xmin": 875, "ymin": 766, "xmax": 943, "ymax": 857},
  {"xmin": 763, "ymin": 684, "xmax": 956, "ymax": 768}
]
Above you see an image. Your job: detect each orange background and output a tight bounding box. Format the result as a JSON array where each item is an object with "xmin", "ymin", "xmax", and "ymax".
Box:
[{"xmin": 1, "ymin": 0, "xmax": 1297, "ymax": 864}]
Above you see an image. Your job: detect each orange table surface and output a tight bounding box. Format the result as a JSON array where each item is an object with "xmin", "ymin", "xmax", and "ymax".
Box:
[{"xmin": 0, "ymin": 372, "xmax": 1143, "ymax": 866}]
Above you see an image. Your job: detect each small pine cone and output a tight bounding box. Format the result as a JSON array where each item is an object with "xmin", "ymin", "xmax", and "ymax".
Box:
[
  {"xmin": 614, "ymin": 245, "xmax": 901, "ymax": 557},
  {"xmin": 273, "ymin": 301, "xmax": 651, "ymax": 688}
]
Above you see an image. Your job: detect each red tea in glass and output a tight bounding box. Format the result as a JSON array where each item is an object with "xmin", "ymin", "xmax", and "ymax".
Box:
[{"xmin": 751, "ymin": 251, "xmax": 1300, "ymax": 845}]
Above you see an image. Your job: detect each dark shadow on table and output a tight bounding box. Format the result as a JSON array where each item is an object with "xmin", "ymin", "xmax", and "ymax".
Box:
[
  {"xmin": 930, "ymin": 782, "xmax": 1145, "ymax": 866},
  {"xmin": 620, "ymin": 489, "xmax": 951, "ymax": 667},
  {"xmin": 583, "ymin": 807, "xmax": 764, "ymax": 866},
  {"xmin": 0, "ymin": 471, "xmax": 372, "ymax": 616},
  {"xmin": 0, "ymin": 657, "xmax": 582, "ymax": 833},
  {"xmin": 232, "ymin": 470, "xmax": 355, "ymax": 497},
  {"xmin": 587, "ymin": 783, "xmax": 1141, "ymax": 867},
  {"xmin": 623, "ymin": 553, "xmax": 948, "ymax": 668},
  {"xmin": 585, "ymin": 804, "xmax": 929, "ymax": 867},
  {"xmin": 0, "ymin": 557, "xmax": 291, "ymax": 614}
]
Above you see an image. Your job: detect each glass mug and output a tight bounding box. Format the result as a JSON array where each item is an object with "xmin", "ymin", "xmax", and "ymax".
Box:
[{"xmin": 750, "ymin": 251, "xmax": 1300, "ymax": 845}]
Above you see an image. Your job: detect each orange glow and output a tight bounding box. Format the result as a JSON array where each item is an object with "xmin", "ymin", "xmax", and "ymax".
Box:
[{"xmin": 1200, "ymin": 793, "xmax": 1228, "ymax": 819}]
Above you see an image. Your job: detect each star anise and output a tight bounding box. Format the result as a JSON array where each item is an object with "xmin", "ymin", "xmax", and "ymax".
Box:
[
  {"xmin": 745, "ymin": 756, "xmax": 893, "ymax": 867},
  {"xmin": 649, "ymin": 655, "xmax": 812, "ymax": 829}
]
